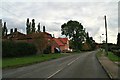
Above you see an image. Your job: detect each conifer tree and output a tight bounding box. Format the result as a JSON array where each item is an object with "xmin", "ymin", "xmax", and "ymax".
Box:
[
  {"xmin": 2, "ymin": 22, "xmax": 8, "ymax": 36},
  {"xmin": 31, "ymin": 19, "xmax": 35, "ymax": 33},
  {"xmin": 37, "ymin": 23, "xmax": 40, "ymax": 32},
  {"xmin": 26, "ymin": 18, "xmax": 31, "ymax": 34}
]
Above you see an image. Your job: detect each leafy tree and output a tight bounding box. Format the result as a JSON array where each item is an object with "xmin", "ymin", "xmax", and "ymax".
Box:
[
  {"xmin": 61, "ymin": 20, "xmax": 86, "ymax": 50},
  {"xmin": 33, "ymin": 33, "xmax": 48, "ymax": 54},
  {"xmin": 31, "ymin": 19, "xmax": 35, "ymax": 33},
  {"xmin": 26, "ymin": 18, "xmax": 31, "ymax": 34},
  {"xmin": 37, "ymin": 23, "xmax": 40, "ymax": 32}
]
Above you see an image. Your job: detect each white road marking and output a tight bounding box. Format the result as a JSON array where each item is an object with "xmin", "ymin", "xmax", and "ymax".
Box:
[
  {"xmin": 46, "ymin": 56, "xmax": 81, "ymax": 79},
  {"xmin": 67, "ymin": 57, "xmax": 80, "ymax": 66},
  {"xmin": 47, "ymin": 68, "xmax": 63, "ymax": 78},
  {"xmin": 67, "ymin": 59, "xmax": 76, "ymax": 65}
]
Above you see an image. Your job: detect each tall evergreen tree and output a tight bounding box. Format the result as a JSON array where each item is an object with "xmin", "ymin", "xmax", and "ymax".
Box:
[
  {"xmin": 37, "ymin": 23, "xmax": 40, "ymax": 32},
  {"xmin": 31, "ymin": 19, "xmax": 35, "ymax": 33},
  {"xmin": 14, "ymin": 28, "xmax": 17, "ymax": 32},
  {"xmin": 26, "ymin": 18, "xmax": 31, "ymax": 34},
  {"xmin": 10, "ymin": 28, "xmax": 13, "ymax": 34},
  {"xmin": 43, "ymin": 26, "xmax": 45, "ymax": 32},
  {"xmin": 2, "ymin": 22, "xmax": 8, "ymax": 36},
  {"xmin": 117, "ymin": 33, "xmax": 120, "ymax": 46}
]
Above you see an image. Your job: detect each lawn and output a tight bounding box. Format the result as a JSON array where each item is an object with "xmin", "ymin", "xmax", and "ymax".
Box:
[
  {"xmin": 108, "ymin": 52, "xmax": 120, "ymax": 62},
  {"xmin": 2, "ymin": 53, "xmax": 68, "ymax": 69}
]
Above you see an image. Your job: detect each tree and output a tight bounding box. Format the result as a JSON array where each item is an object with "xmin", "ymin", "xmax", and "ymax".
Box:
[
  {"xmin": 117, "ymin": 33, "xmax": 120, "ymax": 46},
  {"xmin": 33, "ymin": 33, "xmax": 48, "ymax": 54},
  {"xmin": 85, "ymin": 32, "xmax": 92, "ymax": 50},
  {"xmin": 31, "ymin": 19, "xmax": 35, "ymax": 33},
  {"xmin": 2, "ymin": 22, "xmax": 8, "ymax": 36},
  {"xmin": 43, "ymin": 26, "xmax": 45, "ymax": 32},
  {"xmin": 37, "ymin": 23, "xmax": 40, "ymax": 32},
  {"xmin": 26, "ymin": 18, "xmax": 31, "ymax": 34},
  {"xmin": 61, "ymin": 20, "xmax": 86, "ymax": 50}
]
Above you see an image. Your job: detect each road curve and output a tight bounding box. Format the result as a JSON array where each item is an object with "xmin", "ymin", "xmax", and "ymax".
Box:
[{"xmin": 3, "ymin": 50, "xmax": 109, "ymax": 78}]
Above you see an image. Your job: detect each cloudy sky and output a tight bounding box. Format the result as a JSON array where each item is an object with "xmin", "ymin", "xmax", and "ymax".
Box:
[{"xmin": 0, "ymin": 0, "xmax": 119, "ymax": 43}]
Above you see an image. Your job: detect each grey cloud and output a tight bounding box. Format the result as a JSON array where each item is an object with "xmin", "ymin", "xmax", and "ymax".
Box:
[{"xmin": 1, "ymin": 2, "xmax": 118, "ymax": 43}]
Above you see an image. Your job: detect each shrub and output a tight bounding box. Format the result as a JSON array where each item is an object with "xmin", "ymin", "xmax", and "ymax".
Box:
[
  {"xmin": 2, "ymin": 41, "xmax": 37, "ymax": 57},
  {"xmin": 43, "ymin": 46, "xmax": 51, "ymax": 54}
]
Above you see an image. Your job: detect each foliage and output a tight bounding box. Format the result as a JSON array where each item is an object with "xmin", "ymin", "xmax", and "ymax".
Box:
[
  {"xmin": 37, "ymin": 23, "xmax": 41, "ymax": 32},
  {"xmin": 2, "ymin": 41, "xmax": 37, "ymax": 57},
  {"xmin": 2, "ymin": 22, "xmax": 8, "ymax": 36},
  {"xmin": 61, "ymin": 20, "xmax": 86, "ymax": 50},
  {"xmin": 33, "ymin": 33, "xmax": 48, "ymax": 54},
  {"xmin": 43, "ymin": 46, "xmax": 51, "ymax": 54},
  {"xmin": 26, "ymin": 18, "xmax": 31, "ymax": 34},
  {"xmin": 2, "ymin": 54, "xmax": 67, "ymax": 69},
  {"xmin": 43, "ymin": 26, "xmax": 45, "ymax": 32},
  {"xmin": 117, "ymin": 33, "xmax": 120, "ymax": 46},
  {"xmin": 31, "ymin": 19, "xmax": 36, "ymax": 32},
  {"xmin": 108, "ymin": 52, "xmax": 120, "ymax": 62}
]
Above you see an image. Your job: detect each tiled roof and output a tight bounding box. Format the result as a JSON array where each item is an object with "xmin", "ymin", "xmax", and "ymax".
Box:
[
  {"xmin": 53, "ymin": 38, "xmax": 64, "ymax": 46},
  {"xmin": 2, "ymin": 31, "xmax": 26, "ymax": 39},
  {"xmin": 20, "ymin": 32, "xmax": 52, "ymax": 39},
  {"xmin": 59, "ymin": 38, "xmax": 68, "ymax": 44}
]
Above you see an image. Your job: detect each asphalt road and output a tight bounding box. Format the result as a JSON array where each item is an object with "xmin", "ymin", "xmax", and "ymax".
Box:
[{"xmin": 3, "ymin": 50, "xmax": 109, "ymax": 78}]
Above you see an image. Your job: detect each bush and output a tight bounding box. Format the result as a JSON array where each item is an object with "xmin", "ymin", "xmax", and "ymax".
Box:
[
  {"xmin": 43, "ymin": 46, "xmax": 51, "ymax": 54},
  {"xmin": 2, "ymin": 41, "xmax": 37, "ymax": 57}
]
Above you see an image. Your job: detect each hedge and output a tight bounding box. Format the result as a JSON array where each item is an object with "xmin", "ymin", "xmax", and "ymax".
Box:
[{"xmin": 2, "ymin": 41, "xmax": 37, "ymax": 57}]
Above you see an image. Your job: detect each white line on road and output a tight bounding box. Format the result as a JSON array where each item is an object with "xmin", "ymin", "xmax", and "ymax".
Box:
[
  {"xmin": 67, "ymin": 57, "xmax": 80, "ymax": 66},
  {"xmin": 46, "ymin": 56, "xmax": 81, "ymax": 79},
  {"xmin": 47, "ymin": 68, "xmax": 63, "ymax": 79},
  {"xmin": 67, "ymin": 59, "xmax": 76, "ymax": 65}
]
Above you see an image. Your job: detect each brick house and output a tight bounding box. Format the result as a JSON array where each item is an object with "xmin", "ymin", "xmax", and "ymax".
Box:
[
  {"xmin": 2, "ymin": 30, "xmax": 70, "ymax": 53},
  {"xmin": 2, "ymin": 31, "xmax": 26, "ymax": 41},
  {"xmin": 51, "ymin": 38, "xmax": 69, "ymax": 53}
]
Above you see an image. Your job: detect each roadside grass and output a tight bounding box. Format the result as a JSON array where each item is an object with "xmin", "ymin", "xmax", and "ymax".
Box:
[
  {"xmin": 96, "ymin": 49, "xmax": 104, "ymax": 57},
  {"xmin": 97, "ymin": 49, "xmax": 120, "ymax": 66},
  {"xmin": 2, "ymin": 53, "xmax": 68, "ymax": 69},
  {"xmin": 108, "ymin": 52, "xmax": 120, "ymax": 62}
]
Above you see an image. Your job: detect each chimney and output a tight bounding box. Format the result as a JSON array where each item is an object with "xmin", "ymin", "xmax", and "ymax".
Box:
[
  {"xmin": 10, "ymin": 29, "xmax": 13, "ymax": 34},
  {"xmin": 43, "ymin": 26, "xmax": 45, "ymax": 32},
  {"xmin": 14, "ymin": 28, "xmax": 17, "ymax": 32}
]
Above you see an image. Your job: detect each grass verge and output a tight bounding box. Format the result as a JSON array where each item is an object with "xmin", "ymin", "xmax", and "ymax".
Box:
[
  {"xmin": 107, "ymin": 52, "xmax": 120, "ymax": 62},
  {"xmin": 2, "ymin": 53, "xmax": 68, "ymax": 69},
  {"xmin": 97, "ymin": 49, "xmax": 120, "ymax": 62},
  {"xmin": 96, "ymin": 49, "xmax": 104, "ymax": 57}
]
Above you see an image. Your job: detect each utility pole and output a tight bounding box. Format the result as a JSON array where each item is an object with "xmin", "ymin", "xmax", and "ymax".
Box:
[
  {"xmin": 104, "ymin": 15, "xmax": 108, "ymax": 56},
  {"xmin": 100, "ymin": 36, "xmax": 101, "ymax": 43}
]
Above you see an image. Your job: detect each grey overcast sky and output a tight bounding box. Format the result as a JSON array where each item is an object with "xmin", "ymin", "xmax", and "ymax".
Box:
[{"xmin": 0, "ymin": 0, "xmax": 119, "ymax": 43}]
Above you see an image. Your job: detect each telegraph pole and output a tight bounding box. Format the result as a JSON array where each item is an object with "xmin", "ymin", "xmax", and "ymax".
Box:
[
  {"xmin": 104, "ymin": 15, "xmax": 108, "ymax": 56},
  {"xmin": 100, "ymin": 36, "xmax": 101, "ymax": 43}
]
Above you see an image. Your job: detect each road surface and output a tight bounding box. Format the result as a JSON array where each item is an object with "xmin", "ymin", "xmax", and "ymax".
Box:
[{"xmin": 3, "ymin": 50, "xmax": 109, "ymax": 78}]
